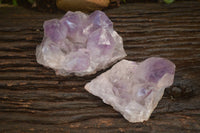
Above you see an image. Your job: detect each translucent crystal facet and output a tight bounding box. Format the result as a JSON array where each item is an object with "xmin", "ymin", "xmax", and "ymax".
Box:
[
  {"xmin": 85, "ymin": 57, "xmax": 175, "ymax": 123},
  {"xmin": 36, "ymin": 11, "xmax": 126, "ymax": 76}
]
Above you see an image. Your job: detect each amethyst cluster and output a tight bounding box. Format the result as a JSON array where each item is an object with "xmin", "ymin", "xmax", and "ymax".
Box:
[
  {"xmin": 85, "ymin": 57, "xmax": 175, "ymax": 122},
  {"xmin": 36, "ymin": 11, "xmax": 127, "ymax": 76},
  {"xmin": 36, "ymin": 10, "xmax": 176, "ymax": 123}
]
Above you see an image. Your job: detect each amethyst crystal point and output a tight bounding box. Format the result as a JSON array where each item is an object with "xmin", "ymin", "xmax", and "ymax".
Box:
[
  {"xmin": 44, "ymin": 19, "xmax": 67, "ymax": 43},
  {"xmin": 85, "ymin": 57, "xmax": 175, "ymax": 122},
  {"xmin": 36, "ymin": 11, "xmax": 126, "ymax": 76}
]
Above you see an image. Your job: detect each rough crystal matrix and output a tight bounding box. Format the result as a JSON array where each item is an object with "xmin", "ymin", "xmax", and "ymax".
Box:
[
  {"xmin": 36, "ymin": 10, "xmax": 126, "ymax": 76},
  {"xmin": 85, "ymin": 57, "xmax": 175, "ymax": 122}
]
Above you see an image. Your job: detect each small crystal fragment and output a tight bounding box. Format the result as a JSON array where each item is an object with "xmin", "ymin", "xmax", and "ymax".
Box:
[
  {"xmin": 36, "ymin": 10, "xmax": 126, "ymax": 76},
  {"xmin": 85, "ymin": 57, "xmax": 175, "ymax": 122}
]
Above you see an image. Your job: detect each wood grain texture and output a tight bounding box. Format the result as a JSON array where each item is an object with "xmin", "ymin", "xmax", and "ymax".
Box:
[{"xmin": 0, "ymin": 1, "xmax": 200, "ymax": 133}]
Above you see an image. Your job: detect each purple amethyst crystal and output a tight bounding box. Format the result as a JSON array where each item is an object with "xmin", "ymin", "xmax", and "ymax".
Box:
[
  {"xmin": 36, "ymin": 11, "xmax": 126, "ymax": 76},
  {"xmin": 85, "ymin": 57, "xmax": 175, "ymax": 122}
]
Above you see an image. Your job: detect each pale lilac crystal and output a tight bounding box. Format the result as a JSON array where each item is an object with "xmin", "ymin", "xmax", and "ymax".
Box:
[
  {"xmin": 44, "ymin": 19, "xmax": 67, "ymax": 42},
  {"xmin": 86, "ymin": 10, "xmax": 113, "ymax": 33},
  {"xmin": 36, "ymin": 11, "xmax": 126, "ymax": 76},
  {"xmin": 85, "ymin": 57, "xmax": 175, "ymax": 122}
]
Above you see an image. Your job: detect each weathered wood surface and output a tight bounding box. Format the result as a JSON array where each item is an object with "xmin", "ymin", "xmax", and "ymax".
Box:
[{"xmin": 0, "ymin": 1, "xmax": 200, "ymax": 133}]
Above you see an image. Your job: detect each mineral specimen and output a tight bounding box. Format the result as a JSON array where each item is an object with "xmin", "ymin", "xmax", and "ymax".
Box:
[
  {"xmin": 85, "ymin": 57, "xmax": 175, "ymax": 122},
  {"xmin": 56, "ymin": 0, "xmax": 110, "ymax": 12},
  {"xmin": 36, "ymin": 10, "xmax": 126, "ymax": 76}
]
